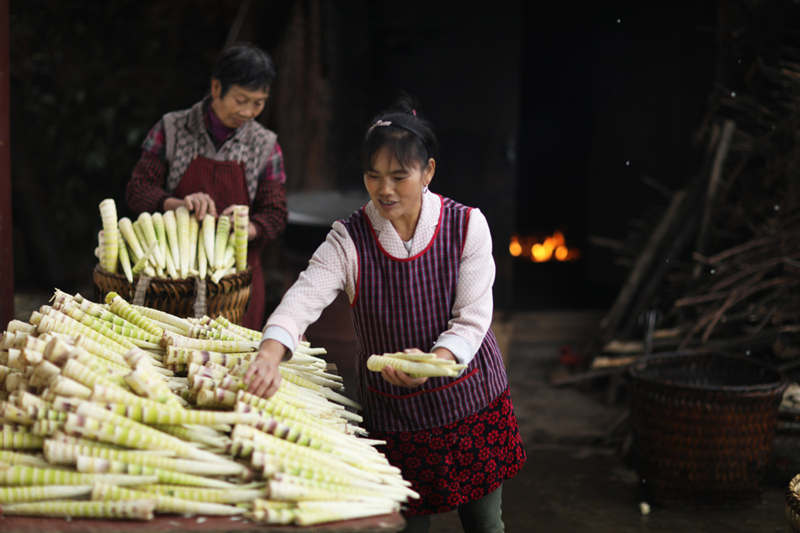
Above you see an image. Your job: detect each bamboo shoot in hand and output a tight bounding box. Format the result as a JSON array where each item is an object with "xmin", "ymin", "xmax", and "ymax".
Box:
[{"xmin": 366, "ymin": 352, "xmax": 467, "ymax": 378}]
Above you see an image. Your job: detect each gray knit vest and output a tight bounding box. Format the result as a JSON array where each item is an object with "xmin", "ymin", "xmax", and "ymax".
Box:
[{"xmin": 162, "ymin": 98, "xmax": 277, "ymax": 202}]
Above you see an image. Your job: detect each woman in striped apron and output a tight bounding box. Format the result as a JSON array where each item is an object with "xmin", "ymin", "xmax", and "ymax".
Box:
[{"xmin": 246, "ymin": 97, "xmax": 526, "ymax": 533}]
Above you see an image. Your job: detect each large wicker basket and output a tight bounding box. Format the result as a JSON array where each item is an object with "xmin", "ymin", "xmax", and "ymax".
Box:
[
  {"xmin": 92, "ymin": 264, "xmax": 252, "ymax": 324},
  {"xmin": 628, "ymin": 352, "xmax": 787, "ymax": 504}
]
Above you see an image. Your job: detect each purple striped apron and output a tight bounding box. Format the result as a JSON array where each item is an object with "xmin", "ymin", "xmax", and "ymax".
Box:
[{"xmin": 342, "ymin": 194, "xmax": 508, "ymax": 432}]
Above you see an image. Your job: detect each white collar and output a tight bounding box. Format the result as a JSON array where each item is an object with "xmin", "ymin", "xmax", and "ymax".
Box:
[{"xmin": 365, "ymin": 190, "xmax": 441, "ymax": 256}]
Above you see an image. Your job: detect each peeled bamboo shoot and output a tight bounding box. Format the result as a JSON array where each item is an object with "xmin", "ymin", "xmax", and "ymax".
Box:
[
  {"xmin": 163, "ymin": 210, "xmax": 180, "ymax": 273},
  {"xmin": 366, "ymin": 354, "xmax": 466, "ymax": 378},
  {"xmin": 176, "ymin": 206, "xmax": 191, "ymax": 278},
  {"xmin": 137, "ymin": 212, "xmax": 165, "ymax": 271},
  {"xmin": 232, "ymin": 205, "xmax": 249, "ymax": 272},
  {"xmin": 98, "ymin": 199, "xmax": 119, "ymax": 274},
  {"xmin": 202, "ymin": 214, "xmax": 215, "ymax": 266},
  {"xmin": 0, "ymin": 498, "xmax": 156, "ymax": 519},
  {"xmin": 213, "ymin": 215, "xmax": 230, "ymax": 269},
  {"xmin": 117, "ymin": 217, "xmax": 145, "ymax": 262}
]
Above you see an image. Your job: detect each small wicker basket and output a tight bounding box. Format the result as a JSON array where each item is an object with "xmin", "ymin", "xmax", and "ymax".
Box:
[
  {"xmin": 92, "ymin": 264, "xmax": 252, "ymax": 324},
  {"xmin": 628, "ymin": 352, "xmax": 787, "ymax": 504}
]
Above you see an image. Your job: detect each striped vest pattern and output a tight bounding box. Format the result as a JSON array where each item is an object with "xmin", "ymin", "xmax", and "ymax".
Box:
[{"xmin": 343, "ymin": 195, "xmax": 508, "ymax": 432}]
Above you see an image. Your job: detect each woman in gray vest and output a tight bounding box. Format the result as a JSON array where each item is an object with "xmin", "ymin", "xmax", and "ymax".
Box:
[{"xmin": 126, "ymin": 43, "xmax": 287, "ymax": 330}]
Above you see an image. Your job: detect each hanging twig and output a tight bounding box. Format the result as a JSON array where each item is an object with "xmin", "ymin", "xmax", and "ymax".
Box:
[{"xmin": 693, "ymin": 120, "xmax": 737, "ymax": 278}]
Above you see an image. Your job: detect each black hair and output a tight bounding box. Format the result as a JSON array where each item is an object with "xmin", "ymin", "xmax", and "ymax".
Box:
[
  {"xmin": 211, "ymin": 43, "xmax": 276, "ymax": 97},
  {"xmin": 361, "ymin": 94, "xmax": 439, "ymax": 173}
]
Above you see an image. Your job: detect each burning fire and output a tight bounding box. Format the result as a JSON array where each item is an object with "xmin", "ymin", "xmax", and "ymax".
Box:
[{"xmin": 509, "ymin": 231, "xmax": 580, "ymax": 263}]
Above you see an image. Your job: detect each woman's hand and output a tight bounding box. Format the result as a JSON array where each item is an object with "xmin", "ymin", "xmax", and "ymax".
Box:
[
  {"xmin": 221, "ymin": 204, "xmax": 258, "ymax": 240},
  {"xmin": 244, "ymin": 339, "xmax": 285, "ymax": 398},
  {"xmin": 380, "ymin": 348, "xmax": 456, "ymax": 388},
  {"xmin": 381, "ymin": 365, "xmax": 428, "ymax": 388},
  {"xmin": 183, "ymin": 193, "xmax": 217, "ymax": 220},
  {"xmin": 432, "ymin": 347, "xmax": 456, "ymax": 363}
]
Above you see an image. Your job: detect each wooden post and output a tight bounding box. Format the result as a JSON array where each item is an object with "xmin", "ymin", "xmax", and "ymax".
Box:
[{"xmin": 0, "ymin": 0, "xmax": 13, "ymax": 329}]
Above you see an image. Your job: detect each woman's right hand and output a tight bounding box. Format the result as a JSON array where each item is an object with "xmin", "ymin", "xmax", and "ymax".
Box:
[
  {"xmin": 182, "ymin": 192, "xmax": 217, "ymax": 220},
  {"xmin": 244, "ymin": 339, "xmax": 285, "ymax": 398},
  {"xmin": 164, "ymin": 193, "xmax": 217, "ymax": 219}
]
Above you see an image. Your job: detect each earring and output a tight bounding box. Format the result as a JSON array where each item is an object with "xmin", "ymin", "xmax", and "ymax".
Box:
[{"xmin": 423, "ymin": 185, "xmax": 429, "ymax": 194}]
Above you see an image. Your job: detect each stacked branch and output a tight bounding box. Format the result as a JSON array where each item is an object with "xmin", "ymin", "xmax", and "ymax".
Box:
[{"xmin": 588, "ymin": 8, "xmax": 800, "ymax": 376}]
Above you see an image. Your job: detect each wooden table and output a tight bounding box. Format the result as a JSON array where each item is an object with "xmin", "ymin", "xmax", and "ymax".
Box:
[{"xmin": 0, "ymin": 512, "xmax": 405, "ymax": 533}]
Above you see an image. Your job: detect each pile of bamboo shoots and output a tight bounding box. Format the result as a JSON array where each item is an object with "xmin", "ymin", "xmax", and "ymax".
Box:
[
  {"xmin": 367, "ymin": 351, "xmax": 467, "ymax": 378},
  {"xmin": 0, "ymin": 289, "xmax": 414, "ymax": 524},
  {"xmin": 97, "ymin": 199, "xmax": 249, "ymax": 284}
]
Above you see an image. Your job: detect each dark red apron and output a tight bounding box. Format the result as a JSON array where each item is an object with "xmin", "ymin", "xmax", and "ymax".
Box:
[{"xmin": 172, "ymin": 155, "xmax": 265, "ymax": 330}]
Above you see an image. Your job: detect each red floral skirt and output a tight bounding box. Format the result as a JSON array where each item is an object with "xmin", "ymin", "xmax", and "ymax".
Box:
[{"xmin": 370, "ymin": 388, "xmax": 526, "ymax": 516}]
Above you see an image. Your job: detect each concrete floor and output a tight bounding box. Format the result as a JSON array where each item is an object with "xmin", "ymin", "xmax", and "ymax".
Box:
[
  {"xmin": 11, "ymin": 294, "xmax": 797, "ymax": 532},
  {"xmin": 423, "ymin": 310, "xmax": 793, "ymax": 533}
]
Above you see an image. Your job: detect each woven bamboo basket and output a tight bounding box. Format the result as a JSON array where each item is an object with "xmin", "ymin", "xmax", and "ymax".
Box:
[
  {"xmin": 628, "ymin": 352, "xmax": 787, "ymax": 504},
  {"xmin": 92, "ymin": 264, "xmax": 252, "ymax": 324}
]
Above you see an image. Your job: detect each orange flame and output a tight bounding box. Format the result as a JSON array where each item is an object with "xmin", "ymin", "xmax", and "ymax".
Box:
[{"xmin": 509, "ymin": 231, "xmax": 580, "ymax": 262}]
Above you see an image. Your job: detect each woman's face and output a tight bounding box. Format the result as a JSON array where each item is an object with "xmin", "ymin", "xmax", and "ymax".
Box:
[
  {"xmin": 210, "ymin": 79, "xmax": 269, "ymax": 129},
  {"xmin": 364, "ymin": 147, "xmax": 435, "ymax": 234}
]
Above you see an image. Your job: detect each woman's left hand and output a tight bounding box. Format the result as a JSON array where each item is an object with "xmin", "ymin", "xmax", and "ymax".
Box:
[
  {"xmin": 183, "ymin": 192, "xmax": 217, "ymax": 219},
  {"xmin": 381, "ymin": 365, "xmax": 428, "ymax": 388},
  {"xmin": 221, "ymin": 205, "xmax": 258, "ymax": 240},
  {"xmin": 380, "ymin": 347, "xmax": 456, "ymax": 388}
]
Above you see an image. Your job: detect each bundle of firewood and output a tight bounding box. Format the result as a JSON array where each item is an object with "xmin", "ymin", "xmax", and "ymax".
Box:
[{"xmin": 589, "ymin": 0, "xmax": 800, "ymax": 368}]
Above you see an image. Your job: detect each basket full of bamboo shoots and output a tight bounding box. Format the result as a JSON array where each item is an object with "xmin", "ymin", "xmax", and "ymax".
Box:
[
  {"xmin": 0, "ymin": 289, "xmax": 413, "ymax": 525},
  {"xmin": 93, "ymin": 199, "xmax": 252, "ymax": 324}
]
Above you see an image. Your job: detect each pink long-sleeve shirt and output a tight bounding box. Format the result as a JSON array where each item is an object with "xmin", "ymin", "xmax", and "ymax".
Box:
[{"xmin": 262, "ymin": 190, "xmax": 496, "ymax": 365}]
